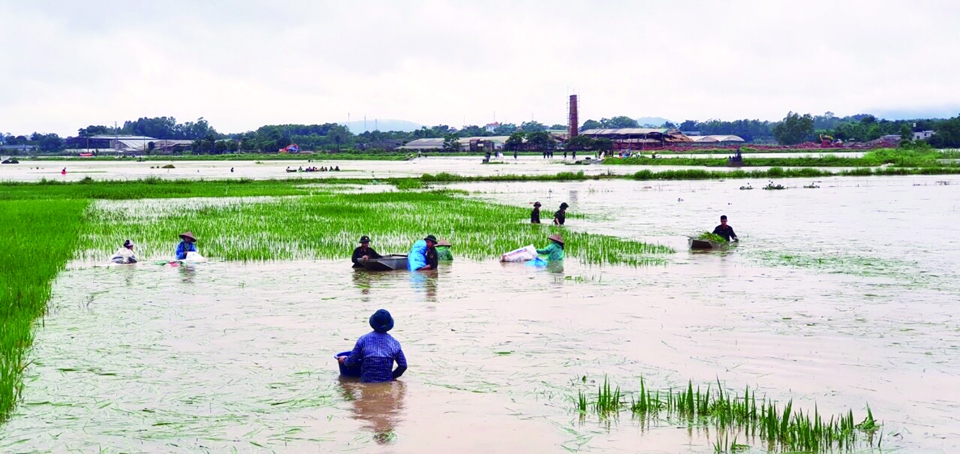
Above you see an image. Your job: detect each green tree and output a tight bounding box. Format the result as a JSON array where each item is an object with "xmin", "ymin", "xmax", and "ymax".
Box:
[
  {"xmin": 77, "ymin": 125, "xmax": 111, "ymax": 137},
  {"xmin": 326, "ymin": 125, "xmax": 351, "ymax": 152},
  {"xmin": 525, "ymin": 131, "xmax": 555, "ymax": 150},
  {"xmin": 602, "ymin": 116, "xmax": 639, "ymax": 128},
  {"xmin": 520, "ymin": 121, "xmax": 546, "ymax": 132},
  {"xmin": 899, "ymin": 124, "xmax": 913, "ymax": 142},
  {"xmin": 581, "ymin": 119, "xmax": 602, "ymax": 130},
  {"xmin": 493, "ymin": 123, "xmax": 518, "ymax": 135},
  {"xmin": 457, "ymin": 125, "xmax": 488, "ymax": 137},
  {"xmin": 505, "ymin": 132, "xmax": 525, "ymax": 151},
  {"xmin": 442, "ymin": 135, "xmax": 461, "ymax": 152},
  {"xmin": 566, "ymin": 135, "xmax": 595, "ymax": 151},
  {"xmin": 772, "ymin": 112, "xmax": 814, "ymax": 145},
  {"xmin": 928, "ymin": 116, "xmax": 960, "ymax": 148}
]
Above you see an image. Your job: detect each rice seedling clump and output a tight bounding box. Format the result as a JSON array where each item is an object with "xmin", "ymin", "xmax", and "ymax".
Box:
[{"xmin": 574, "ymin": 376, "xmax": 881, "ymax": 453}]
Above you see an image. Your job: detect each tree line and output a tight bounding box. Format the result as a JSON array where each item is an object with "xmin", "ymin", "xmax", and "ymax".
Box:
[{"xmin": 4, "ymin": 112, "xmax": 960, "ymax": 154}]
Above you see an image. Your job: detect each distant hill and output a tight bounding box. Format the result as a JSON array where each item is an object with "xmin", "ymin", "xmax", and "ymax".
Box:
[
  {"xmin": 636, "ymin": 116, "xmax": 673, "ymax": 127},
  {"xmin": 344, "ymin": 119, "xmax": 423, "ymax": 133},
  {"xmin": 869, "ymin": 108, "xmax": 959, "ymax": 121}
]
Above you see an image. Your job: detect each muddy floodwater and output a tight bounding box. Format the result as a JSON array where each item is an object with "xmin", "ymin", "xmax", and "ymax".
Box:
[
  {"xmin": 3, "ymin": 175, "xmax": 960, "ymax": 452},
  {"xmin": 0, "ymin": 155, "xmax": 856, "ymax": 182}
]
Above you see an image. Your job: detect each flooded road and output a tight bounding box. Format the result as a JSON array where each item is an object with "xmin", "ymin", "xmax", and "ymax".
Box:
[{"xmin": 4, "ymin": 175, "xmax": 960, "ymax": 452}]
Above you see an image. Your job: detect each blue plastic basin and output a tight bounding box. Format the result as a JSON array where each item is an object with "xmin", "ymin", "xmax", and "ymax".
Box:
[{"xmin": 335, "ymin": 351, "xmax": 362, "ymax": 377}]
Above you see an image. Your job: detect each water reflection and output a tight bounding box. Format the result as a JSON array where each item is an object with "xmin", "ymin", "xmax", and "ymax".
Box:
[
  {"xmin": 409, "ymin": 270, "xmax": 439, "ymax": 302},
  {"xmin": 178, "ymin": 264, "xmax": 197, "ymax": 283},
  {"xmin": 351, "ymin": 270, "xmax": 374, "ymax": 301},
  {"xmin": 546, "ymin": 260, "xmax": 564, "ymax": 274},
  {"xmin": 338, "ymin": 377, "xmax": 406, "ymax": 444}
]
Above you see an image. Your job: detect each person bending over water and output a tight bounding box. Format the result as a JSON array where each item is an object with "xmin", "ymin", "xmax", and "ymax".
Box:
[
  {"xmin": 338, "ymin": 309, "xmax": 408, "ymax": 383},
  {"xmin": 111, "ymin": 239, "xmax": 137, "ymax": 264},
  {"xmin": 537, "ymin": 234, "xmax": 565, "ymax": 262},
  {"xmin": 435, "ymin": 239, "xmax": 453, "ymax": 261},
  {"xmin": 176, "ymin": 231, "xmax": 198, "ymax": 260}
]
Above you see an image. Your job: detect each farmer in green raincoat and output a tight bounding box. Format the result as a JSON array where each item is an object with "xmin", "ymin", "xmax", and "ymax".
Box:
[
  {"xmin": 536, "ymin": 234, "xmax": 564, "ymax": 262},
  {"xmin": 436, "ymin": 239, "xmax": 453, "ymax": 261}
]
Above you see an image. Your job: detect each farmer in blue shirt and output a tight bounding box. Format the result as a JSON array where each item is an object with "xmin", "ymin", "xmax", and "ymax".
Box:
[
  {"xmin": 175, "ymin": 231, "xmax": 198, "ymax": 260},
  {"xmin": 339, "ymin": 309, "xmax": 408, "ymax": 383}
]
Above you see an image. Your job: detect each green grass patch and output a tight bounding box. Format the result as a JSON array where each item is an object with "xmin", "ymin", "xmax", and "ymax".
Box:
[
  {"xmin": 575, "ymin": 376, "xmax": 880, "ymax": 453},
  {"xmin": 608, "ymin": 155, "xmax": 867, "ymax": 167},
  {"xmin": 0, "ymin": 200, "xmax": 88, "ymax": 422},
  {"xmin": 607, "ymin": 148, "xmax": 960, "ymax": 168},
  {"xmin": 0, "ymin": 178, "xmax": 369, "ymax": 201}
]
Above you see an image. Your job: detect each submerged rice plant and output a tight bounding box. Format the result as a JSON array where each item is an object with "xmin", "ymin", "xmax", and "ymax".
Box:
[
  {"xmin": 79, "ymin": 191, "xmax": 673, "ymax": 266},
  {"xmin": 576, "ymin": 376, "xmax": 880, "ymax": 453}
]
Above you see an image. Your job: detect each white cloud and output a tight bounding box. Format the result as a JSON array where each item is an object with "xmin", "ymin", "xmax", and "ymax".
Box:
[{"xmin": 2, "ymin": 0, "xmax": 959, "ymax": 136}]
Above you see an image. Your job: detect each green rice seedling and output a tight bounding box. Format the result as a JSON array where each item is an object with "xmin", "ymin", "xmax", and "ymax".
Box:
[
  {"xmin": 576, "ymin": 390, "xmax": 587, "ymax": 415},
  {"xmin": 697, "ymin": 232, "xmax": 728, "ymax": 243},
  {"xmin": 594, "ymin": 377, "xmax": 622, "ymax": 418},
  {"xmin": 78, "ymin": 191, "xmax": 673, "ymax": 266},
  {"xmin": 0, "ymin": 200, "xmax": 88, "ymax": 422},
  {"xmin": 584, "ymin": 376, "xmax": 879, "ymax": 453}
]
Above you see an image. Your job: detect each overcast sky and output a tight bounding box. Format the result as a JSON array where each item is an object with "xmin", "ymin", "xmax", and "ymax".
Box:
[{"xmin": 2, "ymin": 0, "xmax": 959, "ymax": 136}]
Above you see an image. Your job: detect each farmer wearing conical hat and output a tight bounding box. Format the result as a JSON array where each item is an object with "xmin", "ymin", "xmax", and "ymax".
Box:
[
  {"xmin": 530, "ymin": 201, "xmax": 542, "ymax": 224},
  {"xmin": 175, "ymin": 231, "xmax": 198, "ymax": 260},
  {"xmin": 536, "ymin": 233, "xmax": 565, "ymax": 262},
  {"xmin": 436, "ymin": 239, "xmax": 453, "ymax": 261}
]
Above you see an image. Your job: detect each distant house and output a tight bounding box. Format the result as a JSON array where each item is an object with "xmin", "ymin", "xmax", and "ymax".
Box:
[
  {"xmin": 151, "ymin": 139, "xmax": 195, "ymax": 153},
  {"xmin": 913, "ymin": 130, "xmax": 935, "ymax": 141},
  {"xmin": 398, "ymin": 136, "xmax": 508, "ymax": 151},
  {"xmin": 484, "ymin": 122, "xmax": 501, "ymax": 133},
  {"xmin": 65, "ymin": 135, "xmax": 155, "ymax": 153}
]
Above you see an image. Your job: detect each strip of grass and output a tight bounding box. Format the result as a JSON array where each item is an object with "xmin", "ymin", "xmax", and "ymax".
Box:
[
  {"xmin": 80, "ymin": 191, "xmax": 673, "ymax": 266},
  {"xmin": 607, "ymin": 155, "xmax": 867, "ymax": 167},
  {"xmin": 575, "ymin": 376, "xmax": 880, "ymax": 453},
  {"xmin": 0, "ymin": 177, "xmax": 366, "ymax": 201},
  {"xmin": 606, "ymin": 147, "xmax": 960, "ymax": 168},
  {"xmin": 0, "ymin": 200, "xmax": 88, "ymax": 422}
]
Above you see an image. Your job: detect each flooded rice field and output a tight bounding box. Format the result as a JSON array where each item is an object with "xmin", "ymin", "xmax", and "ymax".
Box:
[
  {"xmin": 0, "ymin": 156, "xmax": 851, "ymax": 182},
  {"xmin": 3, "ymin": 175, "xmax": 960, "ymax": 452}
]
